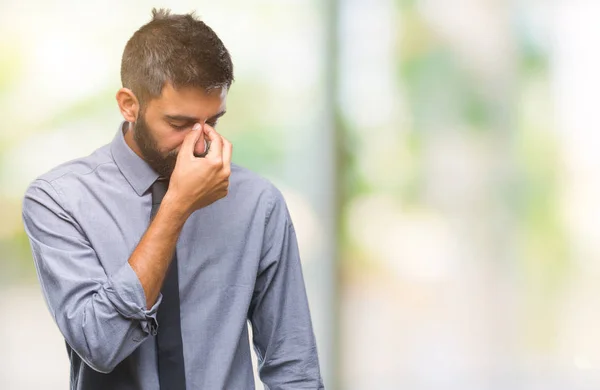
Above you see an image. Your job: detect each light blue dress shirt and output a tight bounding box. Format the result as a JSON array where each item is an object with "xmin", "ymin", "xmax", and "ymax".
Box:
[{"xmin": 21, "ymin": 122, "xmax": 324, "ymax": 389}]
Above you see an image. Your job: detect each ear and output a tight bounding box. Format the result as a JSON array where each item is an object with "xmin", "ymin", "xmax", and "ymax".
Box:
[{"xmin": 116, "ymin": 88, "xmax": 140, "ymax": 122}]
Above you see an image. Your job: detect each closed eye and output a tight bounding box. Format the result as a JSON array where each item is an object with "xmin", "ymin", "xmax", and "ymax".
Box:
[
  {"xmin": 170, "ymin": 123, "xmax": 190, "ymax": 130},
  {"xmin": 164, "ymin": 110, "xmax": 225, "ymax": 130},
  {"xmin": 171, "ymin": 122, "xmax": 217, "ymax": 130}
]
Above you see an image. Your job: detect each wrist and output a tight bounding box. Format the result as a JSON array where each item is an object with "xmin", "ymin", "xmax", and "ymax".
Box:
[{"xmin": 160, "ymin": 191, "xmax": 192, "ymax": 226}]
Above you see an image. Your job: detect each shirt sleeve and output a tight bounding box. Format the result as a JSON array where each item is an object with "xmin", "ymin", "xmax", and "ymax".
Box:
[
  {"xmin": 21, "ymin": 179, "xmax": 162, "ymax": 374},
  {"xmin": 248, "ymin": 187, "xmax": 325, "ymax": 389}
]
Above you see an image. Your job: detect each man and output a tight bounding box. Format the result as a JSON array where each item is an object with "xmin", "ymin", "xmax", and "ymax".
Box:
[{"xmin": 21, "ymin": 8, "xmax": 324, "ymax": 390}]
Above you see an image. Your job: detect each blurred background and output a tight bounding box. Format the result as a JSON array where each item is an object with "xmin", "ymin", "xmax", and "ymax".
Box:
[{"xmin": 1, "ymin": 0, "xmax": 599, "ymax": 389}]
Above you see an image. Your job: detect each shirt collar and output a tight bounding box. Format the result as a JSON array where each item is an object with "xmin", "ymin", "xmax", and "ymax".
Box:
[{"xmin": 110, "ymin": 121, "xmax": 160, "ymax": 196}]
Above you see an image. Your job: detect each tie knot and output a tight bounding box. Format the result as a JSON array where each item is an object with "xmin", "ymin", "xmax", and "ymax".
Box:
[{"xmin": 151, "ymin": 177, "xmax": 169, "ymax": 205}]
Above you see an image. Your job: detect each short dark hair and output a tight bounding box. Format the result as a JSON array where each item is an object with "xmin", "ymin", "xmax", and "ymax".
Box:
[{"xmin": 121, "ymin": 8, "xmax": 234, "ymax": 105}]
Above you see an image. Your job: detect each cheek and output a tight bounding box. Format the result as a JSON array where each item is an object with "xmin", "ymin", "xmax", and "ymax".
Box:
[
  {"xmin": 164, "ymin": 132, "xmax": 187, "ymax": 154},
  {"xmin": 150, "ymin": 123, "xmax": 184, "ymax": 152}
]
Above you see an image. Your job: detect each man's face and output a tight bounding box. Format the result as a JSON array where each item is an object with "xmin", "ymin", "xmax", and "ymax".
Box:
[{"xmin": 132, "ymin": 82, "xmax": 227, "ymax": 177}]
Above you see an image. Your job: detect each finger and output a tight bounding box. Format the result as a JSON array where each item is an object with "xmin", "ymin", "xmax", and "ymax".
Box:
[
  {"xmin": 221, "ymin": 135, "xmax": 232, "ymax": 169},
  {"xmin": 203, "ymin": 124, "xmax": 223, "ymax": 160},
  {"xmin": 180, "ymin": 123, "xmax": 203, "ymax": 158}
]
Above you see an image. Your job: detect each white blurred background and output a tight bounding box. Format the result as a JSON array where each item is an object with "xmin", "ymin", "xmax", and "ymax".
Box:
[{"xmin": 2, "ymin": 0, "xmax": 600, "ymax": 389}]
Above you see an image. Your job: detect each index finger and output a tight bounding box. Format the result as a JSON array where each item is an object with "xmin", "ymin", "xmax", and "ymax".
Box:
[
  {"xmin": 203, "ymin": 124, "xmax": 223, "ymax": 161},
  {"xmin": 179, "ymin": 123, "xmax": 204, "ymax": 158}
]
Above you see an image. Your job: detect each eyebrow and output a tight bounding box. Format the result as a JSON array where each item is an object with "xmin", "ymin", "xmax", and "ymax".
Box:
[{"xmin": 164, "ymin": 110, "xmax": 226, "ymax": 123}]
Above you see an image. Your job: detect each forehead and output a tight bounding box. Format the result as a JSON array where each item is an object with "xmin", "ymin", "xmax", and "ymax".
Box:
[{"xmin": 147, "ymin": 82, "xmax": 227, "ymax": 117}]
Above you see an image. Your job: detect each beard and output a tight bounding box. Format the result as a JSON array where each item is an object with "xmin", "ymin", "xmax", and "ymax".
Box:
[{"xmin": 132, "ymin": 113, "xmax": 178, "ymax": 178}]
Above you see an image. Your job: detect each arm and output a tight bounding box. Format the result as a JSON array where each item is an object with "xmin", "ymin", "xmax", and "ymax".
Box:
[
  {"xmin": 248, "ymin": 188, "xmax": 325, "ymax": 389},
  {"xmin": 22, "ymin": 179, "xmax": 162, "ymax": 374},
  {"xmin": 128, "ymin": 193, "xmax": 187, "ymax": 307}
]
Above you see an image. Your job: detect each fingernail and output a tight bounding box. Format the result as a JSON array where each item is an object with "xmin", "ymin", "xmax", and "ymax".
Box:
[{"xmin": 192, "ymin": 123, "xmax": 201, "ymax": 131}]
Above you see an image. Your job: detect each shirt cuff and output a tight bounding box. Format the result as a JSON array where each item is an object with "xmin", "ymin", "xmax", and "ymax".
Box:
[{"xmin": 104, "ymin": 262, "xmax": 162, "ymax": 336}]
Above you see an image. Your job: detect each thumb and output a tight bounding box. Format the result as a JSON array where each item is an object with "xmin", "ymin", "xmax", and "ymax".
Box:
[{"xmin": 179, "ymin": 123, "xmax": 203, "ymax": 157}]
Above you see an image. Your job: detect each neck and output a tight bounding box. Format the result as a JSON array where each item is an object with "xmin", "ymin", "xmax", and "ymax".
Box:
[{"xmin": 124, "ymin": 122, "xmax": 144, "ymax": 160}]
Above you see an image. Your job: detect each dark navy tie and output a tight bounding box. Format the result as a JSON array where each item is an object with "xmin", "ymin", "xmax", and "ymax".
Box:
[{"xmin": 151, "ymin": 178, "xmax": 186, "ymax": 390}]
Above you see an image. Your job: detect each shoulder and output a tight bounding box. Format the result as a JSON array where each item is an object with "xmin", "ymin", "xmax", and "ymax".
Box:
[
  {"xmin": 26, "ymin": 144, "xmax": 114, "ymax": 198},
  {"xmin": 230, "ymin": 163, "xmax": 283, "ymax": 203},
  {"xmin": 229, "ymin": 163, "xmax": 287, "ymax": 221},
  {"xmin": 36, "ymin": 144, "xmax": 113, "ymax": 185},
  {"xmin": 23, "ymin": 144, "xmax": 115, "ymax": 217}
]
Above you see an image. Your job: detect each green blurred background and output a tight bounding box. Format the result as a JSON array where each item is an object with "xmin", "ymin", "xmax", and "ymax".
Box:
[{"xmin": 1, "ymin": 0, "xmax": 599, "ymax": 389}]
